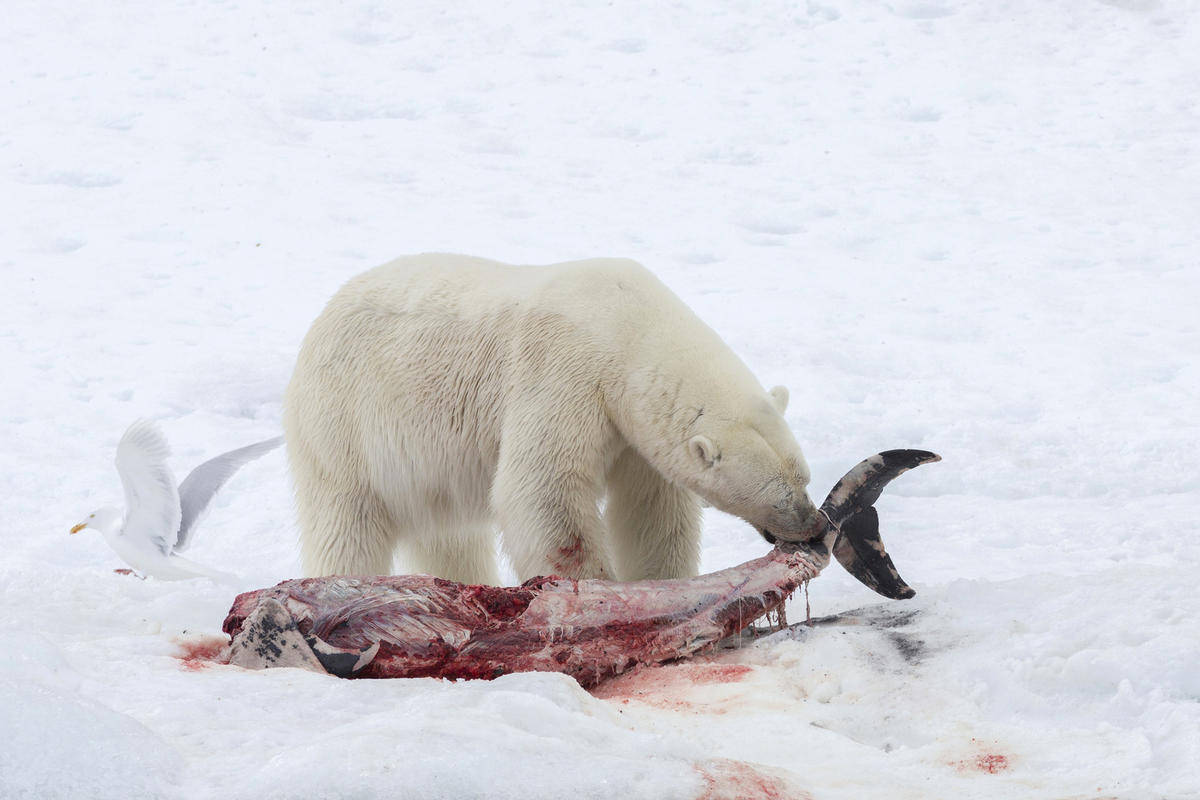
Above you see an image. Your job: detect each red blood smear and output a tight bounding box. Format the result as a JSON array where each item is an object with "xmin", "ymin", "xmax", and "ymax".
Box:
[
  {"xmin": 553, "ymin": 539, "xmax": 584, "ymax": 573},
  {"xmin": 952, "ymin": 751, "xmax": 1011, "ymax": 775},
  {"xmin": 691, "ymin": 664, "xmax": 753, "ymax": 684},
  {"xmin": 592, "ymin": 661, "xmax": 753, "ymax": 709},
  {"xmin": 175, "ymin": 636, "xmax": 229, "ymax": 672},
  {"xmin": 975, "ymin": 754, "xmax": 1010, "ymax": 774},
  {"xmin": 694, "ymin": 759, "xmax": 810, "ymax": 800}
]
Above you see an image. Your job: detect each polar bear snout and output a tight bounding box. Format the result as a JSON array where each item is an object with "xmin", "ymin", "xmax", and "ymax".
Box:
[{"xmin": 759, "ymin": 496, "xmax": 822, "ymax": 543}]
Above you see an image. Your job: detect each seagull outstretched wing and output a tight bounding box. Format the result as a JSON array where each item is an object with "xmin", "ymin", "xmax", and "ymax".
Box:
[
  {"xmin": 175, "ymin": 436, "xmax": 283, "ymax": 552},
  {"xmin": 115, "ymin": 420, "xmax": 183, "ymax": 556}
]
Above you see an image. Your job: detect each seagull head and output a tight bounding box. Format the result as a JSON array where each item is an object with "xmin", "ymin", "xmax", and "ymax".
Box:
[{"xmin": 70, "ymin": 507, "xmax": 123, "ymax": 537}]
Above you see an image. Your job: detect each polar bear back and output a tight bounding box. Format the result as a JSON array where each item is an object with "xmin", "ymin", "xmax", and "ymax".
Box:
[{"xmin": 311, "ymin": 252, "xmax": 765, "ymax": 414}]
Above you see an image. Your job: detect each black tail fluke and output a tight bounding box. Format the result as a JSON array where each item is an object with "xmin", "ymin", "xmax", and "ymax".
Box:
[
  {"xmin": 819, "ymin": 449, "xmax": 940, "ymax": 600},
  {"xmin": 832, "ymin": 506, "xmax": 914, "ymax": 599}
]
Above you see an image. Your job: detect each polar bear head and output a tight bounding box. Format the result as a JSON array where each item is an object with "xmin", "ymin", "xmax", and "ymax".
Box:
[{"xmin": 684, "ymin": 385, "xmax": 821, "ymax": 543}]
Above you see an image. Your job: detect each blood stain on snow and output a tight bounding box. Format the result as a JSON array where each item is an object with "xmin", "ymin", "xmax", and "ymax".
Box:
[
  {"xmin": 688, "ymin": 663, "xmax": 754, "ymax": 684},
  {"xmin": 973, "ymin": 753, "xmax": 1010, "ymax": 774},
  {"xmin": 592, "ymin": 660, "xmax": 753, "ymax": 710},
  {"xmin": 694, "ymin": 758, "xmax": 810, "ymax": 800},
  {"xmin": 950, "ymin": 737, "xmax": 1013, "ymax": 775},
  {"xmin": 174, "ymin": 635, "xmax": 230, "ymax": 672},
  {"xmin": 953, "ymin": 750, "xmax": 1011, "ymax": 775}
]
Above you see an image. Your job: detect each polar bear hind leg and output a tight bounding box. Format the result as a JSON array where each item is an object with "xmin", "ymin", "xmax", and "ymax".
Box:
[
  {"xmin": 398, "ymin": 522, "xmax": 501, "ymax": 586},
  {"xmin": 605, "ymin": 448, "xmax": 702, "ymax": 580},
  {"xmin": 295, "ymin": 474, "xmax": 398, "ymax": 577}
]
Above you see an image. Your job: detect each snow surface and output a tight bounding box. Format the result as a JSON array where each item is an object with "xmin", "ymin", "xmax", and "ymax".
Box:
[{"xmin": 2, "ymin": 1, "xmax": 1198, "ymax": 797}]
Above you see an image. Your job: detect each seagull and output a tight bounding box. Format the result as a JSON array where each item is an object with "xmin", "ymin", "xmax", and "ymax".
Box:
[{"xmin": 71, "ymin": 419, "xmax": 283, "ymax": 584}]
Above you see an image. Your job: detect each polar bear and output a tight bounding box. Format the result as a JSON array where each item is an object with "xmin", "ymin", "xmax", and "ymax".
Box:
[{"xmin": 284, "ymin": 254, "xmax": 819, "ymax": 584}]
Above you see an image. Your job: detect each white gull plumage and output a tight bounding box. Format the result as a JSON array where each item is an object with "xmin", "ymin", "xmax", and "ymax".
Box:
[{"xmin": 71, "ymin": 419, "xmax": 282, "ymax": 583}]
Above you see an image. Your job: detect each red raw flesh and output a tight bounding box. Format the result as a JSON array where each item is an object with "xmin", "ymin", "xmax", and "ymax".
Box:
[{"xmin": 223, "ymin": 545, "xmax": 825, "ymax": 688}]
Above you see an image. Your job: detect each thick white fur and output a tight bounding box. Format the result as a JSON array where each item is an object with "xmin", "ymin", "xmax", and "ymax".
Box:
[{"xmin": 284, "ymin": 254, "xmax": 818, "ymax": 583}]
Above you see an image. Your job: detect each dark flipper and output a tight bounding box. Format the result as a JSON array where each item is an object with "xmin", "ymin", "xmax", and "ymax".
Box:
[
  {"xmin": 304, "ymin": 635, "xmax": 380, "ymax": 678},
  {"xmin": 832, "ymin": 506, "xmax": 914, "ymax": 599},
  {"xmin": 819, "ymin": 449, "xmax": 940, "ymax": 600}
]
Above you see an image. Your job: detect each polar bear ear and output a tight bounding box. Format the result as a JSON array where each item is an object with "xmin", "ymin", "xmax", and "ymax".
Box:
[
  {"xmin": 689, "ymin": 435, "xmax": 720, "ymax": 469},
  {"xmin": 768, "ymin": 385, "xmax": 789, "ymax": 414}
]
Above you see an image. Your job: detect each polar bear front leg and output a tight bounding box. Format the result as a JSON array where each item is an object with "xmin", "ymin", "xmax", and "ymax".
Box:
[
  {"xmin": 493, "ymin": 466, "xmax": 614, "ymax": 581},
  {"xmin": 606, "ymin": 447, "xmax": 702, "ymax": 580},
  {"xmin": 492, "ymin": 406, "xmax": 616, "ymax": 581}
]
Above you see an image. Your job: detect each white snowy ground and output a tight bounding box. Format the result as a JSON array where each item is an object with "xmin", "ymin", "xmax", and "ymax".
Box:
[{"xmin": 2, "ymin": 1, "xmax": 1197, "ymax": 797}]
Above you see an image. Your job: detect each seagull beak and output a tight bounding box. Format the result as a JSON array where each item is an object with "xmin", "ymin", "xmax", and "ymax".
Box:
[{"xmin": 70, "ymin": 522, "xmax": 87, "ymax": 534}]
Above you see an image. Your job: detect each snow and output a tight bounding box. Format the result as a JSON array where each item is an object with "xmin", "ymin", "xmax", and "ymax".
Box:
[{"xmin": 2, "ymin": 0, "xmax": 1198, "ymax": 797}]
